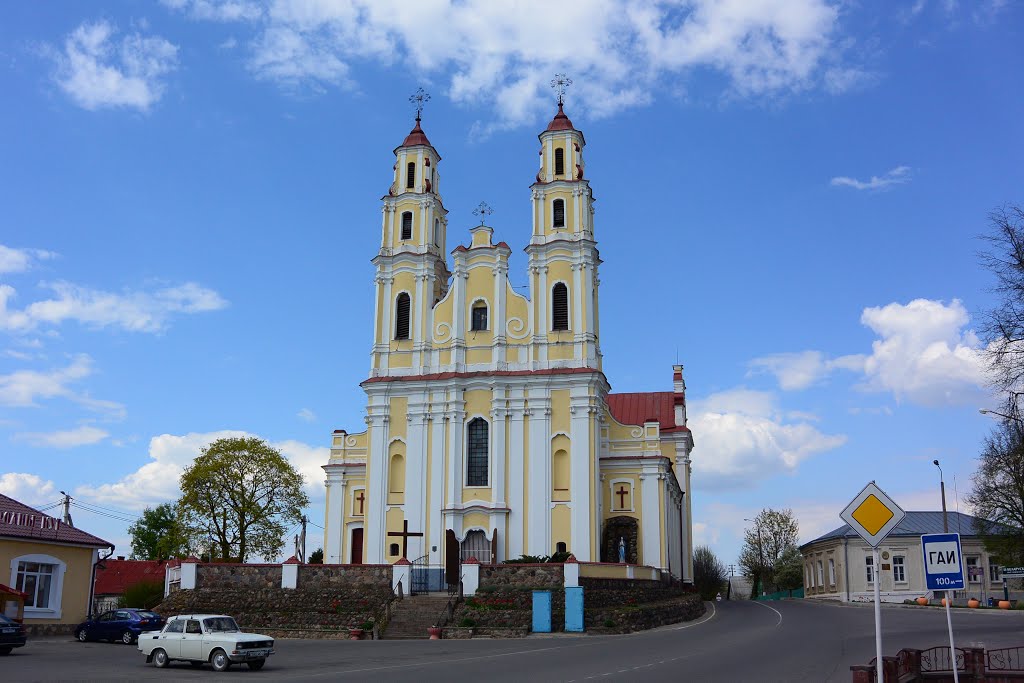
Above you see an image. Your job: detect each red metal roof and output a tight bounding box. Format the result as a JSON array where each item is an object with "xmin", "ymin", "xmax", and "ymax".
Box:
[
  {"xmin": 94, "ymin": 559, "xmax": 167, "ymax": 596},
  {"xmin": 546, "ymin": 103, "xmax": 576, "ymax": 132},
  {"xmin": 606, "ymin": 392, "xmax": 689, "ymax": 431},
  {"xmin": 401, "ymin": 117, "xmax": 432, "ymax": 148},
  {"xmin": 0, "ymin": 494, "xmax": 113, "ymax": 548}
]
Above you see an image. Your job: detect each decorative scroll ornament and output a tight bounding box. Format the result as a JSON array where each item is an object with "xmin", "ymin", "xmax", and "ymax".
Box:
[{"xmin": 551, "ymin": 73, "xmax": 572, "ymax": 105}]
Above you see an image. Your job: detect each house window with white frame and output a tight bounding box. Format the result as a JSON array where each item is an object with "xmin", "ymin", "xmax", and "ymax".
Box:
[
  {"xmin": 966, "ymin": 556, "xmax": 981, "ymax": 583},
  {"xmin": 865, "ymin": 555, "xmax": 874, "ymax": 584},
  {"xmin": 828, "ymin": 558, "xmax": 836, "ymax": 586},
  {"xmin": 817, "ymin": 560, "xmax": 824, "ymax": 587},
  {"xmin": 15, "ymin": 561, "xmax": 55, "ymax": 608},
  {"xmin": 990, "ymin": 563, "xmax": 1002, "ymax": 582},
  {"xmin": 893, "ymin": 555, "xmax": 906, "ymax": 583}
]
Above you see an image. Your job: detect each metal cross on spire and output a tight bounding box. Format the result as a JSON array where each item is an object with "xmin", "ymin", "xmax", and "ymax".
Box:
[
  {"xmin": 409, "ymin": 88, "xmax": 430, "ymax": 120},
  {"xmin": 550, "ymin": 73, "xmax": 572, "ymax": 106},
  {"xmin": 473, "ymin": 201, "xmax": 494, "ymax": 225}
]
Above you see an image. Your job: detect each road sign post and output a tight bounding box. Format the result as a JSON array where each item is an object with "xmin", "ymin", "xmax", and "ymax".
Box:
[
  {"xmin": 921, "ymin": 533, "xmax": 965, "ymax": 683},
  {"xmin": 841, "ymin": 482, "xmax": 906, "ymax": 683}
]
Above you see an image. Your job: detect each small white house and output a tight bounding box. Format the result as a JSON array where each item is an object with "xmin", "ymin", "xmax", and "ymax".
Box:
[{"xmin": 800, "ymin": 511, "xmax": 1018, "ymax": 604}]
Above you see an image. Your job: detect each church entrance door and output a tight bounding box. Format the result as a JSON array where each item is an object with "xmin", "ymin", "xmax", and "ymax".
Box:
[{"xmin": 350, "ymin": 528, "xmax": 363, "ymax": 564}]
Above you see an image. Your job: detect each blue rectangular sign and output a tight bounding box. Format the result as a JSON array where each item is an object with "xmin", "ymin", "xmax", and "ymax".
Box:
[{"xmin": 921, "ymin": 533, "xmax": 965, "ymax": 591}]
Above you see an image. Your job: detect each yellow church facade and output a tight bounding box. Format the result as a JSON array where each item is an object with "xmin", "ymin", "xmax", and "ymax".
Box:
[{"xmin": 323, "ymin": 100, "xmax": 695, "ymax": 581}]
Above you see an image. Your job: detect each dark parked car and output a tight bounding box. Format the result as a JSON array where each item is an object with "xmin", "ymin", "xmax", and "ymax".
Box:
[
  {"xmin": 75, "ymin": 608, "xmax": 164, "ymax": 644},
  {"xmin": 0, "ymin": 614, "xmax": 27, "ymax": 655}
]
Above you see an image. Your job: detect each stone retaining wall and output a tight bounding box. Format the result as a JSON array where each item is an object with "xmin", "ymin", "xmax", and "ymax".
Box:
[
  {"xmin": 479, "ymin": 563, "xmax": 564, "ymax": 588},
  {"xmin": 196, "ymin": 563, "xmax": 281, "ymax": 590},
  {"xmin": 579, "ymin": 577, "xmax": 688, "ymax": 608},
  {"xmin": 587, "ymin": 593, "xmax": 705, "ymax": 633}
]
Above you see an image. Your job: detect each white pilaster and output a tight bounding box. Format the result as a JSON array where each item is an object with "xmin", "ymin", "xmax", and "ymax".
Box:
[
  {"xmin": 405, "ymin": 405, "xmax": 427, "ymax": 560},
  {"xmin": 491, "ymin": 397, "xmax": 507, "ymax": 507},
  {"xmin": 323, "ymin": 466, "xmax": 347, "ymax": 563},
  {"xmin": 507, "ymin": 392, "xmax": 526, "ymax": 559},
  {"xmin": 366, "ymin": 414, "xmax": 389, "ymax": 563},
  {"xmin": 569, "ymin": 390, "xmax": 593, "ymax": 561},
  {"xmin": 526, "ymin": 388, "xmax": 551, "ymax": 556},
  {"xmin": 640, "ymin": 471, "xmax": 661, "ymax": 567},
  {"xmin": 429, "ymin": 411, "xmax": 445, "ymax": 566}
]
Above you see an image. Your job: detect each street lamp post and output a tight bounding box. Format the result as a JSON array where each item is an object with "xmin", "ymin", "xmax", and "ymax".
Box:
[
  {"xmin": 933, "ymin": 460, "xmax": 948, "ymax": 534},
  {"xmin": 744, "ymin": 517, "xmax": 766, "ymax": 597}
]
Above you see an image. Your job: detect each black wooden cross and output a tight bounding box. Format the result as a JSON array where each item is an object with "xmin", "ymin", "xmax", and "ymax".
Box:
[
  {"xmin": 355, "ymin": 490, "xmax": 365, "ymax": 515},
  {"xmin": 387, "ymin": 519, "xmax": 423, "ymax": 559}
]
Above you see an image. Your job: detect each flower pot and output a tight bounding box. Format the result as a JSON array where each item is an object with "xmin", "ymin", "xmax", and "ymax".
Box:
[
  {"xmin": 941, "ymin": 598, "xmax": 950, "ymax": 607},
  {"xmin": 916, "ymin": 597, "xmax": 928, "ymax": 606},
  {"xmin": 349, "ymin": 628, "xmax": 364, "ymax": 640},
  {"xmin": 427, "ymin": 626, "xmax": 442, "ymax": 640},
  {"xmin": 968, "ymin": 599, "xmax": 980, "ymax": 608},
  {"xmin": 999, "ymin": 600, "xmax": 1011, "ymax": 610}
]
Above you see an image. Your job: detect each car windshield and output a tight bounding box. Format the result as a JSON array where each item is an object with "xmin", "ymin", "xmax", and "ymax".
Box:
[{"xmin": 202, "ymin": 617, "xmax": 239, "ymax": 633}]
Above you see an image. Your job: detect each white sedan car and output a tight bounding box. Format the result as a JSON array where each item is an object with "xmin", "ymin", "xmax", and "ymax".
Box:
[{"xmin": 137, "ymin": 614, "xmax": 274, "ymax": 671}]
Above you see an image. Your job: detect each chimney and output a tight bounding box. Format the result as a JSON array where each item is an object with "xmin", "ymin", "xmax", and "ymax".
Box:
[{"xmin": 672, "ymin": 364, "xmax": 686, "ymax": 426}]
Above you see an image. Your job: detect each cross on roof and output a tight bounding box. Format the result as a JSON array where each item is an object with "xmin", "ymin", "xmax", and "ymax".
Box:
[
  {"xmin": 473, "ymin": 201, "xmax": 494, "ymax": 225},
  {"xmin": 409, "ymin": 88, "xmax": 430, "ymax": 120},
  {"xmin": 550, "ymin": 73, "xmax": 572, "ymax": 106}
]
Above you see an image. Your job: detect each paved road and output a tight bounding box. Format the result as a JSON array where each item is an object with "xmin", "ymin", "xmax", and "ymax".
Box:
[{"xmin": 7, "ymin": 601, "xmax": 1023, "ymax": 682}]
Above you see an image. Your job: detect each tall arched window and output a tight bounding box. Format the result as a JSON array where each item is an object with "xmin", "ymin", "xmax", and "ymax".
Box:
[
  {"xmin": 552, "ymin": 283, "xmax": 569, "ymax": 331},
  {"xmin": 553, "ymin": 198, "xmax": 565, "ymax": 228},
  {"xmin": 395, "ymin": 293, "xmax": 411, "ymax": 340},
  {"xmin": 401, "ymin": 211, "xmax": 413, "ymax": 240},
  {"xmin": 554, "ymin": 147, "xmax": 564, "ymax": 176},
  {"xmin": 471, "ymin": 302, "xmax": 488, "ymax": 331},
  {"xmin": 433, "ymin": 218, "xmax": 440, "ymax": 247},
  {"xmin": 406, "ymin": 162, "xmax": 415, "ymax": 189},
  {"xmin": 466, "ymin": 418, "xmax": 489, "ymax": 486}
]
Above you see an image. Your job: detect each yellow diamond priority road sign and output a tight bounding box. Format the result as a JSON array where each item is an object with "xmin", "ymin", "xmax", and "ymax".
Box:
[{"xmin": 840, "ymin": 482, "xmax": 906, "ymax": 547}]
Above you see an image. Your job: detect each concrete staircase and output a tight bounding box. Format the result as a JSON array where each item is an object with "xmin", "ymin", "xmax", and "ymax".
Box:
[{"xmin": 381, "ymin": 594, "xmax": 452, "ymax": 639}]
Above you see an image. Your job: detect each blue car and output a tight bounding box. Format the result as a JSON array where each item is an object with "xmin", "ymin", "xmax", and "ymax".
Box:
[{"xmin": 75, "ymin": 608, "xmax": 164, "ymax": 644}]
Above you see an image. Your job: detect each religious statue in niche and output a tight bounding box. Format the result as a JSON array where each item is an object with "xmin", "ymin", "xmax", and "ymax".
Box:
[{"xmin": 618, "ymin": 536, "xmax": 626, "ymax": 563}]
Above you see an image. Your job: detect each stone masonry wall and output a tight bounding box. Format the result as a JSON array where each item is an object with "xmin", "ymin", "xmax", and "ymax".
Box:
[{"xmin": 155, "ymin": 564, "xmax": 393, "ymax": 639}]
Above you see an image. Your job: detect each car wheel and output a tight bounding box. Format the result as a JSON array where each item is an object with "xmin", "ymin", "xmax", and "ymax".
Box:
[
  {"xmin": 77, "ymin": 629, "xmax": 88, "ymax": 642},
  {"xmin": 210, "ymin": 649, "xmax": 231, "ymax": 672},
  {"xmin": 247, "ymin": 659, "xmax": 266, "ymax": 671},
  {"xmin": 121, "ymin": 630, "xmax": 135, "ymax": 644},
  {"xmin": 0, "ymin": 646, "xmax": 13, "ymax": 656},
  {"xmin": 153, "ymin": 648, "xmax": 169, "ymax": 668}
]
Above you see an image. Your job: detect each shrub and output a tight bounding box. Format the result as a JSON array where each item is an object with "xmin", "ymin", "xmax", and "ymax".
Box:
[
  {"xmin": 603, "ymin": 619, "xmax": 616, "ymax": 628},
  {"xmin": 693, "ymin": 546, "xmax": 727, "ymax": 601},
  {"xmin": 459, "ymin": 617, "xmax": 476, "ymax": 628},
  {"xmin": 119, "ymin": 580, "xmax": 165, "ymax": 610}
]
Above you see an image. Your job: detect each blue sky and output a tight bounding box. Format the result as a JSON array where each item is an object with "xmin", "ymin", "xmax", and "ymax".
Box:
[{"xmin": 2, "ymin": 0, "xmax": 1022, "ymax": 565}]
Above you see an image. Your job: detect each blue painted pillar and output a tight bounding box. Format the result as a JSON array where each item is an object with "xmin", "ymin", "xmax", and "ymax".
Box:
[
  {"xmin": 532, "ymin": 590, "xmax": 552, "ymax": 633},
  {"xmin": 565, "ymin": 587, "xmax": 584, "ymax": 632}
]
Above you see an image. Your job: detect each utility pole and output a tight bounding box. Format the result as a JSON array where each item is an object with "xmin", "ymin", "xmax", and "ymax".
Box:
[
  {"xmin": 59, "ymin": 491, "xmax": 74, "ymax": 527},
  {"xmin": 300, "ymin": 515, "xmax": 307, "ymax": 564}
]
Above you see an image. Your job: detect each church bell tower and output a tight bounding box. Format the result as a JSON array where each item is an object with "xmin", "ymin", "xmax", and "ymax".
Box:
[{"xmin": 371, "ymin": 89, "xmax": 451, "ymax": 375}]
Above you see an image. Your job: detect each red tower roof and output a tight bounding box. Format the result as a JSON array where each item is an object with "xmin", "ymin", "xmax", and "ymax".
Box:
[
  {"xmin": 545, "ymin": 103, "xmax": 576, "ymax": 132},
  {"xmin": 401, "ymin": 116, "xmax": 433, "ymax": 147}
]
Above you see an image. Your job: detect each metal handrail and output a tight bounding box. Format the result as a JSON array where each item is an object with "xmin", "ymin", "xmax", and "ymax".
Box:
[{"xmin": 433, "ymin": 576, "xmax": 464, "ymax": 631}]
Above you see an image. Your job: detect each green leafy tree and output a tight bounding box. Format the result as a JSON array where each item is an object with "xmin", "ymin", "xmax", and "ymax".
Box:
[
  {"xmin": 692, "ymin": 545, "xmax": 727, "ymax": 601},
  {"xmin": 178, "ymin": 437, "xmax": 309, "ymax": 562},
  {"xmin": 738, "ymin": 508, "xmax": 800, "ymax": 594},
  {"xmin": 127, "ymin": 503, "xmax": 191, "ymax": 560},
  {"xmin": 773, "ymin": 545, "xmax": 805, "ymax": 592},
  {"xmin": 309, "ymin": 548, "xmax": 324, "ymax": 564},
  {"xmin": 118, "ymin": 579, "xmax": 165, "ymax": 610},
  {"xmin": 967, "ymin": 420, "xmax": 1024, "ymax": 566}
]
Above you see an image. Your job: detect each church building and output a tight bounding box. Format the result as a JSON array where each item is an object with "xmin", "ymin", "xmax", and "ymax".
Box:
[{"xmin": 323, "ymin": 89, "xmax": 695, "ymax": 582}]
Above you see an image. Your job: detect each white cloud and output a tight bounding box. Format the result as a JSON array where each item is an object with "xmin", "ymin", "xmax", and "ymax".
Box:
[
  {"xmin": 77, "ymin": 430, "xmax": 329, "ymax": 509},
  {"xmin": 162, "ymin": 0, "xmax": 264, "ymax": 22},
  {"xmin": 831, "ymin": 165, "xmax": 911, "ymax": 191},
  {"xmin": 13, "ymin": 425, "xmax": 110, "ymax": 449},
  {"xmin": 857, "ymin": 299, "xmax": 988, "ymax": 406},
  {"xmin": 166, "ymin": 0, "xmax": 849, "ymax": 130},
  {"xmin": 0, "ymin": 245, "xmax": 57, "ymax": 275},
  {"xmin": 0, "ymin": 473, "xmax": 59, "ymax": 507},
  {"xmin": 296, "ymin": 407, "xmax": 316, "ymax": 422},
  {"xmin": 749, "ymin": 299, "xmax": 987, "ymax": 408},
  {"xmin": 689, "ymin": 389, "xmax": 846, "ymax": 490},
  {"xmin": 0, "ymin": 354, "xmax": 126, "ymax": 417},
  {"xmin": 0, "ymin": 281, "xmax": 228, "ymax": 334},
  {"xmin": 52, "ymin": 20, "xmax": 179, "ymax": 111}
]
